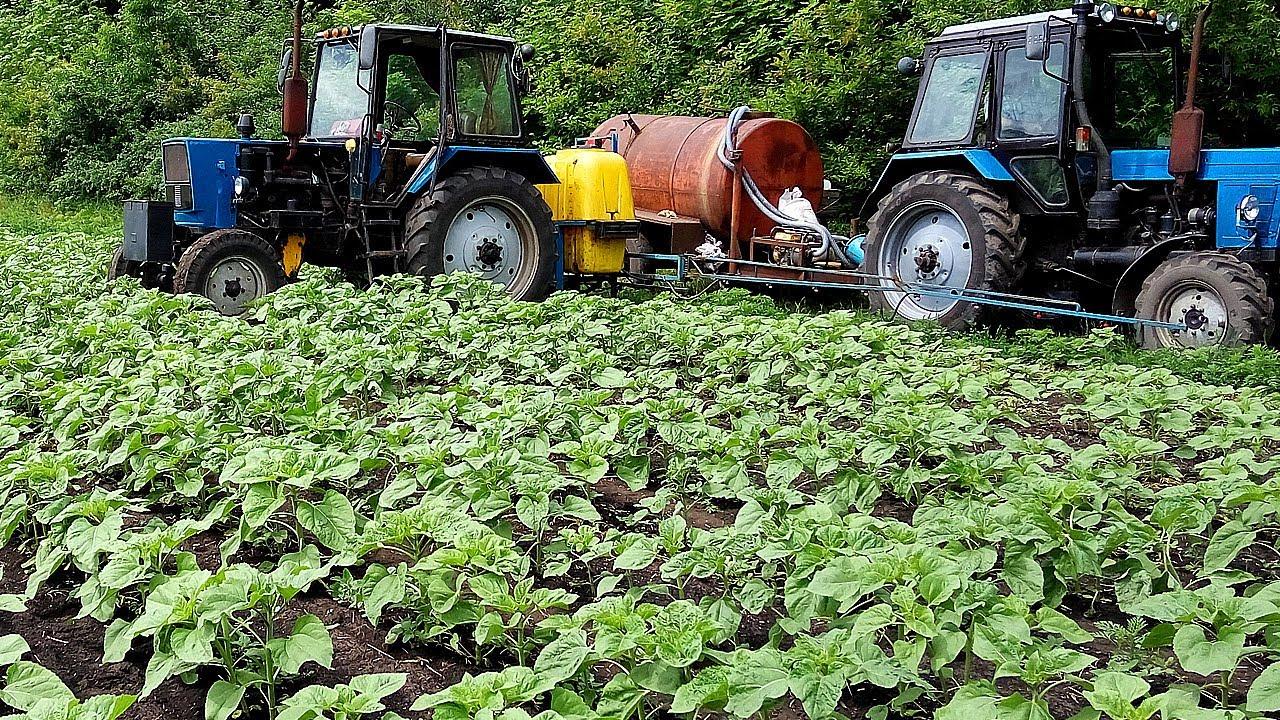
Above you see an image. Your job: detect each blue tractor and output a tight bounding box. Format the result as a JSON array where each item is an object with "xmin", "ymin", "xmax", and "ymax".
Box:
[
  {"xmin": 862, "ymin": 1, "xmax": 1278, "ymax": 348},
  {"xmin": 110, "ymin": 4, "xmax": 561, "ymax": 314}
]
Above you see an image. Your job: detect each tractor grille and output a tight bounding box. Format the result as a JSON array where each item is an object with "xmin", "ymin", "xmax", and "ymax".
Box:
[
  {"xmin": 162, "ymin": 142, "xmax": 193, "ymax": 211},
  {"xmin": 162, "ymin": 142, "xmax": 190, "ymax": 183}
]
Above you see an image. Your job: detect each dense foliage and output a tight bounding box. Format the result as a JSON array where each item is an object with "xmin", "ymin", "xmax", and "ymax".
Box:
[
  {"xmin": 3, "ymin": 209, "xmax": 1280, "ymax": 719},
  {"xmin": 1, "ymin": 0, "xmax": 1277, "ymax": 209}
]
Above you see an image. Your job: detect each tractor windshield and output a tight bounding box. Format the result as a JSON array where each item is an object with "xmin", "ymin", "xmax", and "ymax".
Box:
[
  {"xmin": 1095, "ymin": 51, "xmax": 1177, "ymax": 147},
  {"xmin": 311, "ymin": 41, "xmax": 372, "ymax": 138}
]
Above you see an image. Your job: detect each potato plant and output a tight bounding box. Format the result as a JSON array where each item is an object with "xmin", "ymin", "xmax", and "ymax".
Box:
[{"xmin": 1, "ymin": 219, "xmax": 1280, "ymax": 720}]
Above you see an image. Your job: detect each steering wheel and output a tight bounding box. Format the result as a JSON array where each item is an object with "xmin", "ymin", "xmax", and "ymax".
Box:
[{"xmin": 382, "ymin": 100, "xmax": 422, "ymax": 139}]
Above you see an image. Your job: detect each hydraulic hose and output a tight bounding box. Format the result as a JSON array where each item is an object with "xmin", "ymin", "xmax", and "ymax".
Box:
[{"xmin": 716, "ymin": 106, "xmax": 859, "ymax": 268}]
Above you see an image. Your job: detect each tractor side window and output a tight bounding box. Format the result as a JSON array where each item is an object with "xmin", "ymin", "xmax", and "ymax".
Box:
[
  {"xmin": 452, "ymin": 46, "xmax": 518, "ymax": 137},
  {"xmin": 311, "ymin": 42, "xmax": 371, "ymax": 138},
  {"xmin": 384, "ymin": 53, "xmax": 440, "ymax": 142},
  {"xmin": 909, "ymin": 51, "xmax": 989, "ymax": 145},
  {"xmin": 1011, "ymin": 157, "xmax": 1070, "ymax": 206},
  {"xmin": 999, "ymin": 43, "xmax": 1067, "ymax": 140}
]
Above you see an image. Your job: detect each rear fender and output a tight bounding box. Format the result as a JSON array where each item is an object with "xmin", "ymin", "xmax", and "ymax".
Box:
[
  {"xmin": 863, "ymin": 150, "xmax": 1015, "ymax": 217},
  {"xmin": 1112, "ymin": 238, "xmax": 1187, "ymax": 316},
  {"xmin": 407, "ymin": 146, "xmax": 558, "ymax": 197}
]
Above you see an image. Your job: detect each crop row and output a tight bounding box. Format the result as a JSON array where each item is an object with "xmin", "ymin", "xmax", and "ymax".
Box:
[{"xmin": 1, "ymin": 228, "xmax": 1279, "ymax": 720}]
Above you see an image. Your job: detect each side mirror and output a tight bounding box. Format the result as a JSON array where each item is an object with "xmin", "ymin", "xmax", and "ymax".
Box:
[
  {"xmin": 277, "ymin": 47, "xmax": 293, "ymax": 93},
  {"xmin": 1025, "ymin": 19, "xmax": 1050, "ymax": 61},
  {"xmin": 897, "ymin": 57, "xmax": 922, "ymax": 76},
  {"xmin": 514, "ymin": 44, "xmax": 535, "ymax": 97},
  {"xmin": 358, "ymin": 25, "xmax": 377, "ymax": 71}
]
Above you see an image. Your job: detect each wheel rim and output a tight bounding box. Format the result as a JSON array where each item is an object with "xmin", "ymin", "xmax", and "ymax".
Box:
[
  {"xmin": 203, "ymin": 254, "xmax": 270, "ymax": 315},
  {"xmin": 1153, "ymin": 280, "xmax": 1229, "ymax": 348},
  {"xmin": 442, "ymin": 197, "xmax": 539, "ymax": 295},
  {"xmin": 876, "ymin": 201, "xmax": 974, "ymax": 320}
]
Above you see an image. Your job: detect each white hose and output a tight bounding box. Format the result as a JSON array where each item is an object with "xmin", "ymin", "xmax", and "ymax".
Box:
[{"xmin": 716, "ymin": 106, "xmax": 857, "ymax": 267}]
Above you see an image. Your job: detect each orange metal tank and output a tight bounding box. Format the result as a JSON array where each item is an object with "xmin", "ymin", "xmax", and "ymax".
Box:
[{"xmin": 591, "ymin": 113, "xmax": 824, "ymax": 243}]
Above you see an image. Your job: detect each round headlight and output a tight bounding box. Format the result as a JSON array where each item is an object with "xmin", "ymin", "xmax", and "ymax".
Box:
[
  {"xmin": 1098, "ymin": 3, "xmax": 1118, "ymax": 23},
  {"xmin": 1164, "ymin": 12, "xmax": 1181, "ymax": 32},
  {"xmin": 234, "ymin": 176, "xmax": 250, "ymax": 197},
  {"xmin": 1238, "ymin": 195, "xmax": 1262, "ymax": 224}
]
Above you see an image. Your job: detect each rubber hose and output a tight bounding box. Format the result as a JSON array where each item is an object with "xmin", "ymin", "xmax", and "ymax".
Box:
[{"xmin": 716, "ymin": 106, "xmax": 853, "ymax": 265}]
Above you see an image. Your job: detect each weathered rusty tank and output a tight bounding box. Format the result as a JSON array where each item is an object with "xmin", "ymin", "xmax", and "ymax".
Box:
[{"xmin": 591, "ymin": 113, "xmax": 824, "ymax": 251}]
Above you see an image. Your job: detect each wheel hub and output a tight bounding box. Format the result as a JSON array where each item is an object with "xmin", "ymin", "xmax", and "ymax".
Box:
[
  {"xmin": 476, "ymin": 238, "xmax": 504, "ymax": 269},
  {"xmin": 1157, "ymin": 282, "xmax": 1228, "ymax": 347},
  {"xmin": 877, "ymin": 201, "xmax": 974, "ymax": 319},
  {"xmin": 1183, "ymin": 306, "xmax": 1208, "ymax": 331},
  {"xmin": 443, "ymin": 199, "xmax": 531, "ymax": 288},
  {"xmin": 203, "ymin": 255, "xmax": 268, "ymax": 315},
  {"xmin": 914, "ymin": 245, "xmax": 941, "ymax": 278}
]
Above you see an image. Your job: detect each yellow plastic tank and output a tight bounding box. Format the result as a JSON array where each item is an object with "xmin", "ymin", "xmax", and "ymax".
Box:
[{"xmin": 537, "ymin": 148, "xmax": 637, "ymax": 275}]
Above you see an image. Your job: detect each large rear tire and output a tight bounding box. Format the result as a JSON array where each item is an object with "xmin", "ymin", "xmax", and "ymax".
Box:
[
  {"xmin": 173, "ymin": 230, "xmax": 287, "ymax": 316},
  {"xmin": 1133, "ymin": 252, "xmax": 1273, "ymax": 349},
  {"xmin": 404, "ymin": 166, "xmax": 556, "ymax": 302},
  {"xmin": 863, "ymin": 171, "xmax": 1023, "ymax": 330}
]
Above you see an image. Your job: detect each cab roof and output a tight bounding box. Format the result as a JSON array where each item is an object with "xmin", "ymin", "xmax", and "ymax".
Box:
[
  {"xmin": 314, "ymin": 23, "xmax": 516, "ymax": 46},
  {"xmin": 939, "ymin": 6, "xmax": 1178, "ymax": 39}
]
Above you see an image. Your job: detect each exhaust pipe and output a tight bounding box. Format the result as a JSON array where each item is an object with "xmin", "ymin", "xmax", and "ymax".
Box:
[
  {"xmin": 1168, "ymin": 4, "xmax": 1211, "ymax": 186},
  {"xmin": 281, "ymin": 0, "xmax": 308, "ymax": 161},
  {"xmin": 1073, "ymin": 1, "xmax": 1120, "ymax": 231}
]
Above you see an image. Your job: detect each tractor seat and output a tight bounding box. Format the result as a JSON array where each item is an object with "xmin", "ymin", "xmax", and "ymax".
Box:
[{"xmin": 404, "ymin": 151, "xmax": 433, "ymax": 169}]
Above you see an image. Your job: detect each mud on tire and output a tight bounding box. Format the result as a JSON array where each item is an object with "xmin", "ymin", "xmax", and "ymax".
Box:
[
  {"xmin": 1134, "ymin": 252, "xmax": 1274, "ymax": 349},
  {"xmin": 404, "ymin": 166, "xmax": 556, "ymax": 302},
  {"xmin": 863, "ymin": 171, "xmax": 1024, "ymax": 330}
]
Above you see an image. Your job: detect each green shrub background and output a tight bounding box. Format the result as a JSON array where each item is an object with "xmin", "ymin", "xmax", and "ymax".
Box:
[{"xmin": 1, "ymin": 0, "xmax": 1276, "ymax": 212}]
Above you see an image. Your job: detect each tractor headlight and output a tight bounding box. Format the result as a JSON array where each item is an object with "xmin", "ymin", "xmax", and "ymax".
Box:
[
  {"xmin": 1098, "ymin": 3, "xmax": 1118, "ymax": 23},
  {"xmin": 1163, "ymin": 12, "xmax": 1181, "ymax": 32},
  {"xmin": 1237, "ymin": 195, "xmax": 1262, "ymax": 225},
  {"xmin": 234, "ymin": 176, "xmax": 250, "ymax": 198}
]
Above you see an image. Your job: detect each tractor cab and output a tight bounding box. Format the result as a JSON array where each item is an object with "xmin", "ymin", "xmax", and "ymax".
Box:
[
  {"xmin": 893, "ymin": 3, "xmax": 1183, "ymax": 215},
  {"xmin": 296, "ymin": 24, "xmax": 537, "ymax": 203}
]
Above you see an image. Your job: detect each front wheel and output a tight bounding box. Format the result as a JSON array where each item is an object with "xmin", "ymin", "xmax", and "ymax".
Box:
[
  {"xmin": 403, "ymin": 166, "xmax": 556, "ymax": 302},
  {"xmin": 1133, "ymin": 252, "xmax": 1274, "ymax": 349},
  {"xmin": 862, "ymin": 171, "xmax": 1023, "ymax": 330},
  {"xmin": 173, "ymin": 230, "xmax": 287, "ymax": 316}
]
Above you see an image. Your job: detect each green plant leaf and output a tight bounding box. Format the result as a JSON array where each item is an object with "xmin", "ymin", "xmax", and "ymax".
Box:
[
  {"xmin": 364, "ymin": 567, "xmax": 406, "ymax": 625},
  {"xmin": 349, "ymin": 672, "xmax": 408, "ymax": 701},
  {"xmin": 724, "ymin": 650, "xmax": 790, "ymax": 718},
  {"xmin": 296, "ymin": 490, "xmax": 357, "ymax": 551},
  {"xmin": 0, "ymin": 634, "xmax": 29, "ymax": 665},
  {"xmin": 205, "ymin": 680, "xmax": 245, "ymax": 720},
  {"xmin": 277, "ymin": 614, "xmax": 334, "ymax": 674},
  {"xmin": 1172, "ymin": 624, "xmax": 1244, "ymax": 676},
  {"xmin": 1247, "ymin": 661, "xmax": 1280, "ymax": 713},
  {"xmin": 1202, "ymin": 521, "xmax": 1255, "ymax": 574},
  {"xmin": 533, "ymin": 629, "xmax": 591, "ymax": 692},
  {"xmin": 1083, "ymin": 671, "xmax": 1150, "ymax": 719},
  {"xmin": 0, "ymin": 661, "xmax": 75, "ymax": 711}
]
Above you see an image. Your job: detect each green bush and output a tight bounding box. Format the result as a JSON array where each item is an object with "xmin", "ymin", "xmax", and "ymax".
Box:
[{"xmin": 0, "ymin": 0, "xmax": 1275, "ymax": 207}]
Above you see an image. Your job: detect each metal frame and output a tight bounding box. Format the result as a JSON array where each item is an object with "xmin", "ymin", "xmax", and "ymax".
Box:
[{"xmin": 624, "ymin": 252, "xmax": 1188, "ymax": 332}]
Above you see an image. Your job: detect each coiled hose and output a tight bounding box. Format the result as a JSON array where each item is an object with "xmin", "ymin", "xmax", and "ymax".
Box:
[{"xmin": 715, "ymin": 106, "xmax": 859, "ymax": 268}]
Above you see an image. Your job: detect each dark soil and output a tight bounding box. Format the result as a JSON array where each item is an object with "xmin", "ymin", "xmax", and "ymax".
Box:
[
  {"xmin": 0, "ymin": 549, "xmax": 204, "ymax": 720},
  {"xmin": 280, "ymin": 595, "xmax": 468, "ymax": 718}
]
